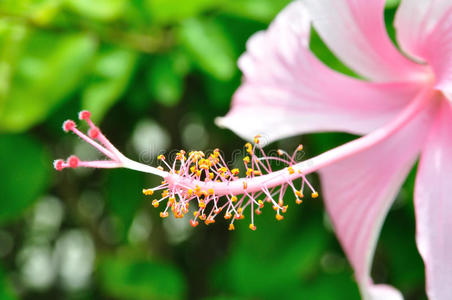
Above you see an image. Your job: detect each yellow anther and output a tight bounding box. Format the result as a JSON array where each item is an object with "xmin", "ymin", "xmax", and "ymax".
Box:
[
  {"xmin": 249, "ymin": 224, "xmax": 257, "ymax": 231},
  {"xmin": 246, "ymin": 169, "xmax": 253, "ymax": 176},
  {"xmin": 176, "ymin": 151, "xmax": 186, "ymax": 160},
  {"xmin": 254, "ymin": 170, "xmax": 261, "ymax": 176},
  {"xmin": 193, "ymin": 211, "xmax": 198, "ymax": 217},
  {"xmin": 160, "ymin": 212, "xmax": 168, "ymax": 218},
  {"xmin": 231, "ymin": 196, "xmax": 238, "ymax": 203},
  {"xmin": 288, "ymin": 167, "xmax": 295, "ymax": 175},
  {"xmin": 243, "ymin": 181, "xmax": 248, "ymax": 190},
  {"xmin": 225, "ymin": 212, "xmax": 232, "ymax": 220},
  {"xmin": 245, "ymin": 142, "xmax": 253, "ymax": 154},
  {"xmin": 187, "ymin": 189, "xmax": 193, "ymax": 196},
  {"xmin": 277, "ymin": 149, "xmax": 284, "ymax": 156},
  {"xmin": 278, "ymin": 199, "xmax": 284, "ymax": 206},
  {"xmin": 157, "ymin": 154, "xmax": 165, "ymax": 160},
  {"xmin": 243, "ymin": 156, "xmax": 250, "ymax": 164},
  {"xmin": 196, "ymin": 170, "xmax": 202, "ymax": 177},
  {"xmin": 199, "ymin": 200, "xmax": 206, "ymax": 209},
  {"xmin": 190, "ymin": 166, "xmax": 196, "ymax": 173},
  {"xmin": 142, "ymin": 189, "xmax": 154, "ymax": 196},
  {"xmin": 208, "ymin": 188, "xmax": 214, "ymax": 195},
  {"xmin": 258, "ymin": 200, "xmax": 264, "ymax": 208},
  {"xmin": 228, "ymin": 223, "xmax": 235, "ymax": 231},
  {"xmin": 238, "ymin": 207, "xmax": 242, "ymax": 214},
  {"xmin": 297, "ymin": 144, "xmax": 304, "ymax": 151},
  {"xmin": 282, "ymin": 205, "xmax": 288, "ymax": 213},
  {"xmin": 254, "ymin": 134, "xmax": 261, "ymax": 144},
  {"xmin": 152, "ymin": 200, "xmax": 159, "ymax": 207},
  {"xmin": 296, "ymin": 198, "xmax": 303, "ymax": 205},
  {"xmin": 199, "ymin": 214, "xmax": 206, "ymax": 221},
  {"xmin": 276, "ymin": 214, "xmax": 284, "ymax": 221},
  {"xmin": 231, "ymin": 168, "xmax": 239, "ymax": 175},
  {"xmin": 295, "ymin": 190, "xmax": 304, "ymax": 198},
  {"xmin": 209, "ymin": 172, "xmax": 214, "ymax": 179},
  {"xmin": 312, "ymin": 191, "xmax": 319, "ymax": 198},
  {"xmin": 162, "ymin": 190, "xmax": 169, "ymax": 197}
]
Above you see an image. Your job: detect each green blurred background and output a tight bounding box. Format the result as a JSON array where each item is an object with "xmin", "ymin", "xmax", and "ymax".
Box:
[{"xmin": 0, "ymin": 0, "xmax": 427, "ymax": 299}]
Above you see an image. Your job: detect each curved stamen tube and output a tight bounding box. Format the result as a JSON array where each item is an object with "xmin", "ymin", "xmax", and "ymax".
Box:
[{"xmin": 55, "ymin": 92, "xmax": 429, "ymax": 229}]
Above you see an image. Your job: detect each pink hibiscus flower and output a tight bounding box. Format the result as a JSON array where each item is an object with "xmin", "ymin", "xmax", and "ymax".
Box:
[{"xmin": 216, "ymin": 1, "xmax": 452, "ymax": 299}]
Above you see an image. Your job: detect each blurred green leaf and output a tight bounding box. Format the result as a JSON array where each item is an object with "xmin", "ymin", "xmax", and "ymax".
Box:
[
  {"xmin": 0, "ymin": 0, "xmax": 62, "ymax": 25},
  {"xmin": 0, "ymin": 21, "xmax": 27, "ymax": 104},
  {"xmin": 223, "ymin": 0, "xmax": 291, "ymax": 23},
  {"xmin": 211, "ymin": 191, "xmax": 330, "ymax": 298},
  {"xmin": 0, "ymin": 134, "xmax": 50, "ymax": 223},
  {"xmin": 65, "ymin": 0, "xmax": 126, "ymax": 21},
  {"xmin": 145, "ymin": 0, "xmax": 217, "ymax": 24},
  {"xmin": 213, "ymin": 225, "xmax": 328, "ymax": 296},
  {"xmin": 203, "ymin": 75, "xmax": 239, "ymax": 109},
  {"xmin": 82, "ymin": 47, "xmax": 138, "ymax": 122},
  {"xmin": 203, "ymin": 297, "xmax": 250, "ymax": 300},
  {"xmin": 98, "ymin": 255, "xmax": 186, "ymax": 300},
  {"xmin": 0, "ymin": 266, "xmax": 17, "ymax": 300},
  {"xmin": 294, "ymin": 273, "xmax": 360, "ymax": 300},
  {"xmin": 147, "ymin": 54, "xmax": 185, "ymax": 107},
  {"xmin": 385, "ymin": 0, "xmax": 401, "ymax": 8},
  {"xmin": 179, "ymin": 18, "xmax": 236, "ymax": 81},
  {"xmin": 0, "ymin": 31, "xmax": 96, "ymax": 132},
  {"xmin": 105, "ymin": 169, "xmax": 145, "ymax": 240}
]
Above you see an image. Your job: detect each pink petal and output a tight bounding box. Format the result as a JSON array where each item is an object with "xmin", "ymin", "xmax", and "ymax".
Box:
[
  {"xmin": 423, "ymin": 15, "xmax": 452, "ymax": 101},
  {"xmin": 216, "ymin": 1, "xmax": 421, "ymax": 143},
  {"xmin": 319, "ymin": 100, "xmax": 437, "ymax": 298},
  {"xmin": 303, "ymin": 0, "xmax": 426, "ymax": 82},
  {"xmin": 415, "ymin": 100, "xmax": 452, "ymax": 300},
  {"xmin": 395, "ymin": 1, "xmax": 452, "ymax": 99}
]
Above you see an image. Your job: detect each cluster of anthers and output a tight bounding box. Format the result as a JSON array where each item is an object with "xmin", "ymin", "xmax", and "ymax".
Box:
[{"xmin": 54, "ymin": 111, "xmax": 319, "ymax": 231}]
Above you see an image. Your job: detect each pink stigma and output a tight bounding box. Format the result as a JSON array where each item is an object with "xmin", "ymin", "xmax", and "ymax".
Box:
[
  {"xmin": 63, "ymin": 120, "xmax": 76, "ymax": 132},
  {"xmin": 54, "ymin": 159, "xmax": 64, "ymax": 171},
  {"xmin": 68, "ymin": 156, "xmax": 79, "ymax": 168},
  {"xmin": 79, "ymin": 110, "xmax": 91, "ymax": 120},
  {"xmin": 88, "ymin": 128, "xmax": 100, "ymax": 139}
]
